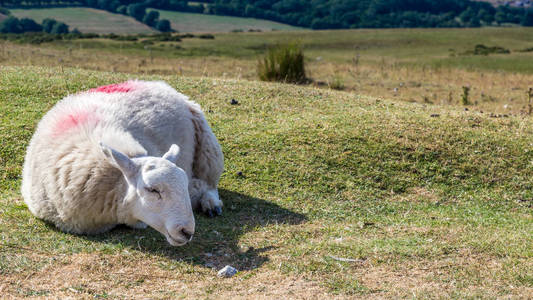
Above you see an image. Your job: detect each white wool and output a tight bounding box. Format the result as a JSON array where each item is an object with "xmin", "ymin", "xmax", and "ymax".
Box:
[{"xmin": 21, "ymin": 80, "xmax": 224, "ymax": 236}]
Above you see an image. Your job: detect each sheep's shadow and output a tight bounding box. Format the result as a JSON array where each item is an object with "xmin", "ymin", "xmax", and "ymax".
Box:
[{"xmin": 78, "ymin": 189, "xmax": 306, "ymax": 271}]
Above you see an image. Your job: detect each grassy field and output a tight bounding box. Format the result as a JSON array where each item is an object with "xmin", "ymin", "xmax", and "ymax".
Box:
[
  {"xmin": 152, "ymin": 9, "xmax": 302, "ymax": 33},
  {"xmin": 0, "ymin": 65, "xmax": 532, "ymax": 298},
  {"xmin": 0, "ymin": 26, "xmax": 533, "ymax": 297},
  {"xmin": 3, "ymin": 27, "xmax": 533, "ymax": 113},
  {"xmin": 10, "ymin": 8, "xmax": 155, "ymax": 34}
]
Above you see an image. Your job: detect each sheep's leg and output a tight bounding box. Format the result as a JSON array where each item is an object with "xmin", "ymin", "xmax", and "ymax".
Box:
[
  {"xmin": 188, "ymin": 102, "xmax": 224, "ymax": 217},
  {"xmin": 190, "ymin": 178, "xmax": 222, "ymax": 217}
]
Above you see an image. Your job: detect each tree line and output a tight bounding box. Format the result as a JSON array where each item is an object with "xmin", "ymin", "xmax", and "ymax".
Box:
[
  {"xmin": 2, "ymin": 0, "xmax": 533, "ymax": 29},
  {"xmin": 0, "ymin": 8, "xmax": 70, "ymax": 33},
  {"xmin": 206, "ymin": 0, "xmax": 533, "ymax": 29}
]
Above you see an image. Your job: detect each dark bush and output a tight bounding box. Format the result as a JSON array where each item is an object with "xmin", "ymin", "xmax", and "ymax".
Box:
[
  {"xmin": 0, "ymin": 16, "xmax": 22, "ymax": 33},
  {"xmin": 462, "ymin": 44, "xmax": 510, "ymax": 55},
  {"xmin": 258, "ymin": 43, "xmax": 307, "ymax": 84},
  {"xmin": 155, "ymin": 19, "xmax": 172, "ymax": 32},
  {"xmin": 42, "ymin": 18, "xmax": 57, "ymax": 33},
  {"xmin": 127, "ymin": 3, "xmax": 146, "ymax": 21},
  {"xmin": 50, "ymin": 22, "xmax": 69, "ymax": 34},
  {"xmin": 0, "ymin": 7, "xmax": 11, "ymax": 16},
  {"xmin": 116, "ymin": 5, "xmax": 127, "ymax": 15},
  {"xmin": 143, "ymin": 10, "xmax": 159, "ymax": 27},
  {"xmin": 198, "ymin": 33, "xmax": 214, "ymax": 39},
  {"xmin": 19, "ymin": 18, "xmax": 42, "ymax": 32}
]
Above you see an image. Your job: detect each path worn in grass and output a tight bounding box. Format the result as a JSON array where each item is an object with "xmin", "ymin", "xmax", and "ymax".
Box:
[{"xmin": 0, "ymin": 66, "xmax": 531, "ymax": 298}]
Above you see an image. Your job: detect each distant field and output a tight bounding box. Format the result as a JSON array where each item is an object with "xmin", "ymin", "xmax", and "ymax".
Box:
[
  {"xmin": 153, "ymin": 10, "xmax": 302, "ymax": 33},
  {"xmin": 3, "ymin": 27, "xmax": 533, "ymax": 113},
  {"xmin": 10, "ymin": 8, "xmax": 155, "ymax": 34}
]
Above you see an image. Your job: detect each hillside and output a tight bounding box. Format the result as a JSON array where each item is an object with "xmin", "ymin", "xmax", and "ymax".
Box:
[
  {"xmin": 2, "ymin": 0, "xmax": 532, "ymax": 30},
  {"xmin": 153, "ymin": 9, "xmax": 302, "ymax": 32},
  {"xmin": 0, "ymin": 65, "xmax": 532, "ymax": 298},
  {"xmin": 10, "ymin": 7, "xmax": 156, "ymax": 34},
  {"xmin": 0, "ymin": 14, "xmax": 7, "ymax": 22}
]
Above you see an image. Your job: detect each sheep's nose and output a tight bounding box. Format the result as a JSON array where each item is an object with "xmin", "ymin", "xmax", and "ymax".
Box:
[{"xmin": 181, "ymin": 228, "xmax": 193, "ymax": 241}]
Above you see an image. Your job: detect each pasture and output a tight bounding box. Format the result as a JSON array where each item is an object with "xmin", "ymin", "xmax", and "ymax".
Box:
[
  {"xmin": 0, "ymin": 26, "xmax": 532, "ymax": 298},
  {"xmin": 3, "ymin": 27, "xmax": 533, "ymax": 113},
  {"xmin": 10, "ymin": 8, "xmax": 155, "ymax": 34},
  {"xmin": 152, "ymin": 9, "xmax": 302, "ymax": 33}
]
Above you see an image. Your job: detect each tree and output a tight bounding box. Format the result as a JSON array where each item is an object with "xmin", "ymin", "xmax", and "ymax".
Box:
[
  {"xmin": 50, "ymin": 22, "xmax": 69, "ymax": 34},
  {"xmin": 0, "ymin": 7, "xmax": 11, "ymax": 16},
  {"xmin": 19, "ymin": 18, "xmax": 42, "ymax": 32},
  {"xmin": 521, "ymin": 9, "xmax": 533, "ymax": 26},
  {"xmin": 156, "ymin": 19, "xmax": 171, "ymax": 32},
  {"xmin": 143, "ymin": 10, "xmax": 159, "ymax": 27},
  {"xmin": 116, "ymin": 5, "xmax": 127, "ymax": 14},
  {"xmin": 127, "ymin": 3, "xmax": 146, "ymax": 21},
  {"xmin": 0, "ymin": 16, "xmax": 22, "ymax": 33},
  {"xmin": 42, "ymin": 18, "xmax": 57, "ymax": 33}
]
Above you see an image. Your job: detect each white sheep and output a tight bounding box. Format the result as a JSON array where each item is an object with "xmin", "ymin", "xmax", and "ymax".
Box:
[{"xmin": 21, "ymin": 80, "xmax": 224, "ymax": 246}]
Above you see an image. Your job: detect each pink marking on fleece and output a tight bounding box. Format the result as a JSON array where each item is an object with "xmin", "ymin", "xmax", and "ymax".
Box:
[
  {"xmin": 89, "ymin": 81, "xmax": 137, "ymax": 93},
  {"xmin": 53, "ymin": 110, "xmax": 99, "ymax": 136}
]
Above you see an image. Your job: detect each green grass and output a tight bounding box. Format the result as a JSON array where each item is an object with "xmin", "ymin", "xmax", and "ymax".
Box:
[
  {"xmin": 152, "ymin": 9, "xmax": 302, "ymax": 33},
  {"xmin": 10, "ymin": 8, "xmax": 155, "ymax": 34},
  {"xmin": 0, "ymin": 65, "xmax": 531, "ymax": 297}
]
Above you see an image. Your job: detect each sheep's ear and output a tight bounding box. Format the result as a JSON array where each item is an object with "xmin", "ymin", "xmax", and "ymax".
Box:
[
  {"xmin": 162, "ymin": 144, "xmax": 180, "ymax": 164},
  {"xmin": 100, "ymin": 142, "xmax": 138, "ymax": 180}
]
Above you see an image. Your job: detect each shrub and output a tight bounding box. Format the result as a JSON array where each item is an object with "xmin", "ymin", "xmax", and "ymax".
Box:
[
  {"xmin": 462, "ymin": 44, "xmax": 510, "ymax": 56},
  {"xmin": 328, "ymin": 75, "xmax": 345, "ymax": 90},
  {"xmin": 156, "ymin": 19, "xmax": 172, "ymax": 32},
  {"xmin": 198, "ymin": 33, "xmax": 214, "ymax": 39},
  {"xmin": 258, "ymin": 43, "xmax": 307, "ymax": 84},
  {"xmin": 462, "ymin": 86, "xmax": 470, "ymax": 105}
]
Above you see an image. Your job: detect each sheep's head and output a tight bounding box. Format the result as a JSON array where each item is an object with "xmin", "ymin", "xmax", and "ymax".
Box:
[{"xmin": 100, "ymin": 143, "xmax": 195, "ymax": 246}]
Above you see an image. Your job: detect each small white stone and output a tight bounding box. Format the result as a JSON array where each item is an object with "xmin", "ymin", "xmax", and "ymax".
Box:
[{"xmin": 217, "ymin": 265, "xmax": 237, "ymax": 278}]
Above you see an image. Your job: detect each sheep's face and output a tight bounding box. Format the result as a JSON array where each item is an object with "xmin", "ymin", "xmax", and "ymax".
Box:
[{"xmin": 101, "ymin": 143, "xmax": 195, "ymax": 246}]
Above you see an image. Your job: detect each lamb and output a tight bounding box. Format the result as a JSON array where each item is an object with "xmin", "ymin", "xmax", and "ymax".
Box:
[{"xmin": 21, "ymin": 80, "xmax": 224, "ymax": 246}]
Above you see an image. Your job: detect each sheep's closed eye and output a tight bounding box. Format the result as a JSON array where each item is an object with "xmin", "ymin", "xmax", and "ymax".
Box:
[{"xmin": 145, "ymin": 187, "xmax": 161, "ymax": 197}]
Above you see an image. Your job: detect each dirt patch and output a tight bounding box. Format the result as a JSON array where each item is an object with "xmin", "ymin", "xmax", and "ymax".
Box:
[{"xmin": 1, "ymin": 252, "xmax": 332, "ymax": 299}]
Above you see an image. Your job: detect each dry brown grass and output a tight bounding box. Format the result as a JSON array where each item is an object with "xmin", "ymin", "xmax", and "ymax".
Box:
[
  {"xmin": 2, "ymin": 40, "xmax": 533, "ymax": 115},
  {"xmin": 308, "ymin": 60, "xmax": 533, "ymax": 115},
  {"xmin": 1, "ymin": 251, "xmax": 331, "ymax": 299},
  {"xmin": 3, "ymin": 244, "xmax": 529, "ymax": 299}
]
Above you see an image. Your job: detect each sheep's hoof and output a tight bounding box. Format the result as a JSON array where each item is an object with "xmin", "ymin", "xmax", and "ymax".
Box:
[
  {"xmin": 214, "ymin": 206, "xmax": 222, "ymax": 216},
  {"xmin": 205, "ymin": 206, "xmax": 222, "ymax": 218}
]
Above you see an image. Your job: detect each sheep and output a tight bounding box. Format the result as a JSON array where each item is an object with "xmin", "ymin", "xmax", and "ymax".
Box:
[{"xmin": 21, "ymin": 80, "xmax": 224, "ymax": 246}]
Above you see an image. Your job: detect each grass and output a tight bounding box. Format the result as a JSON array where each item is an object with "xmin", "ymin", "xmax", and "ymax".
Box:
[
  {"xmin": 152, "ymin": 9, "xmax": 302, "ymax": 33},
  {"xmin": 4, "ymin": 27, "xmax": 533, "ymax": 113},
  {"xmin": 10, "ymin": 8, "xmax": 155, "ymax": 34},
  {"xmin": 258, "ymin": 43, "xmax": 307, "ymax": 83},
  {"xmin": 0, "ymin": 65, "xmax": 532, "ymax": 298}
]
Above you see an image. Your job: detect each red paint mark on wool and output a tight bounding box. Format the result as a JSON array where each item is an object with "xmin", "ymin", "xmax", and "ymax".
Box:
[
  {"xmin": 89, "ymin": 81, "xmax": 137, "ymax": 93},
  {"xmin": 53, "ymin": 110, "xmax": 98, "ymax": 136}
]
